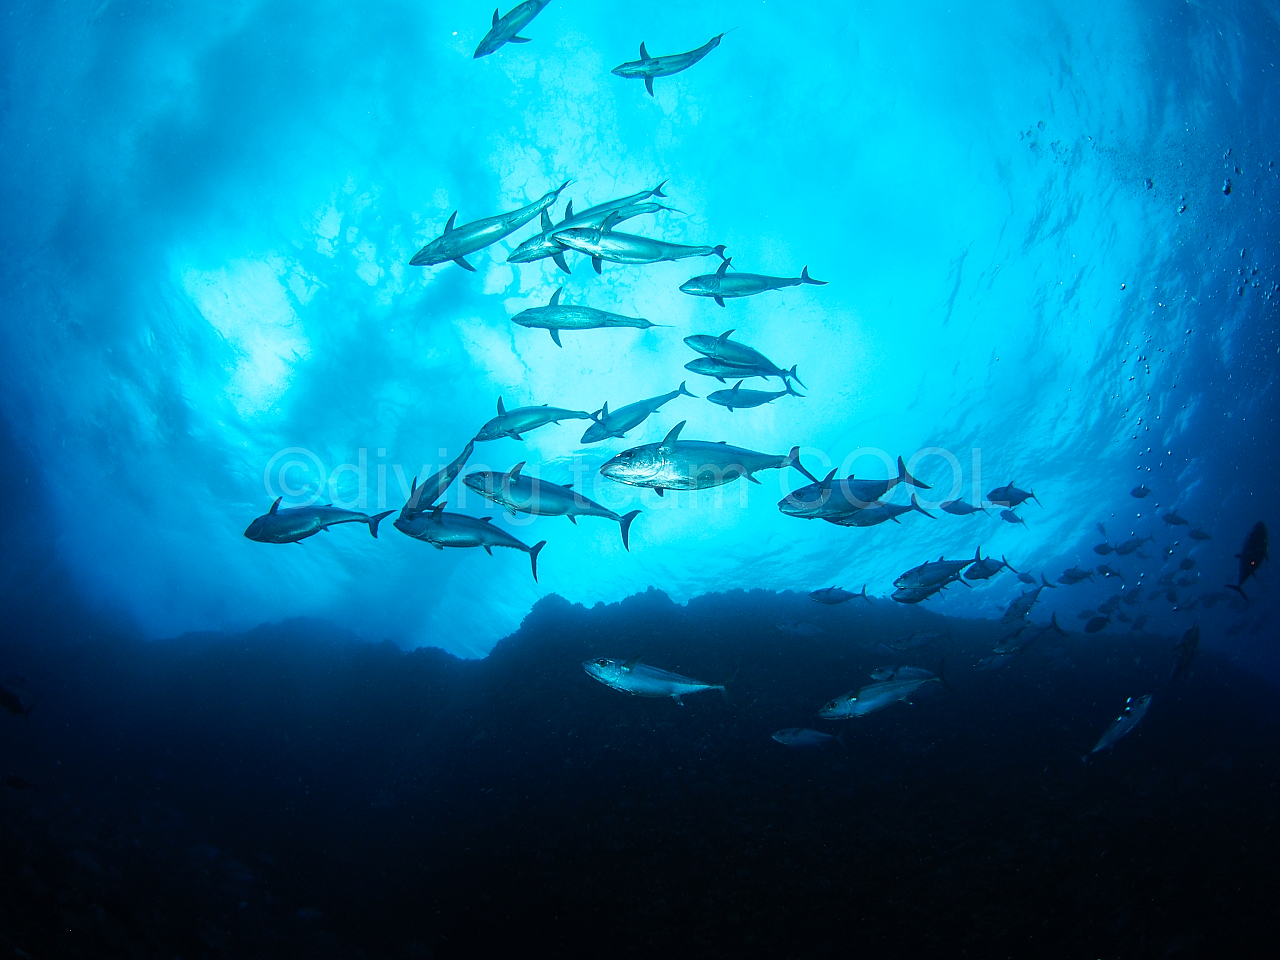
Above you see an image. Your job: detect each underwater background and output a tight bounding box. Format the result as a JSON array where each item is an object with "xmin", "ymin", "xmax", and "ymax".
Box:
[{"xmin": 2, "ymin": 0, "xmax": 1279, "ymax": 956}]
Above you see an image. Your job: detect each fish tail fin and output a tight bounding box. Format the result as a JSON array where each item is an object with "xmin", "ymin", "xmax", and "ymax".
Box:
[
  {"xmin": 898, "ymin": 455, "xmax": 930, "ymax": 489},
  {"xmin": 783, "ymin": 446, "xmax": 804, "ymax": 474},
  {"xmin": 936, "ymin": 658, "xmax": 953, "ymax": 692},
  {"xmin": 368, "ymin": 510, "xmax": 394, "ymax": 538},
  {"xmin": 1042, "ymin": 573, "xmax": 1058, "ymax": 589},
  {"xmin": 1050, "ymin": 612, "xmax": 1066, "ymax": 636},
  {"xmin": 529, "ymin": 540, "xmax": 547, "ymax": 582},
  {"xmin": 678, "ymin": 381, "xmax": 698, "ymax": 398},
  {"xmin": 619, "ymin": 509, "xmax": 641, "ymax": 552},
  {"xmin": 652, "ymin": 179, "xmax": 669, "ymax": 198},
  {"xmin": 910, "ymin": 494, "xmax": 935, "ymax": 519},
  {"xmin": 1003, "ymin": 555, "xmax": 1020, "ymax": 574},
  {"xmin": 1226, "ymin": 584, "xmax": 1249, "ymax": 603},
  {"xmin": 717, "ymin": 667, "xmax": 739, "ymax": 703},
  {"xmin": 785, "ymin": 364, "xmax": 807, "ymax": 390},
  {"xmin": 712, "ymin": 244, "xmax": 728, "ymax": 260},
  {"xmin": 859, "ymin": 584, "xmax": 871, "ymax": 604},
  {"xmin": 786, "ymin": 380, "xmax": 805, "ymax": 398},
  {"xmin": 800, "ymin": 265, "xmax": 828, "ymax": 285}
]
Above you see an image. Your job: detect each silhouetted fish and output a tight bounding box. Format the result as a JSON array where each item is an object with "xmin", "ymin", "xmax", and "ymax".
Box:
[
  {"xmin": 772, "ymin": 728, "xmax": 842, "ymax": 749},
  {"xmin": 1169, "ymin": 624, "xmax": 1200, "ymax": 682},
  {"xmin": 473, "ymin": 0, "xmax": 552, "ymax": 58},
  {"xmin": 809, "ymin": 585, "xmax": 870, "ymax": 605},
  {"xmin": 1131, "ymin": 485, "xmax": 1153, "ymax": 498},
  {"xmin": 987, "ymin": 481, "xmax": 1039, "ymax": 508},
  {"xmin": 1088, "ymin": 695, "xmax": 1152, "ymax": 757},
  {"xmin": 1162, "ymin": 510, "xmax": 1188, "ymax": 526},
  {"xmin": 1227, "ymin": 521, "xmax": 1268, "ymax": 602}
]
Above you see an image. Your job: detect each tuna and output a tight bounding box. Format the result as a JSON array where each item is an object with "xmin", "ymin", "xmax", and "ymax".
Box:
[
  {"xmin": 1227, "ymin": 521, "xmax": 1268, "ymax": 602},
  {"xmin": 772, "ymin": 728, "xmax": 843, "ymax": 749},
  {"xmin": 684, "ymin": 329, "xmax": 804, "ymax": 388},
  {"xmin": 680, "ymin": 258, "xmax": 826, "ymax": 306},
  {"xmin": 474, "ymin": 396, "xmax": 593, "ymax": 442},
  {"xmin": 1114, "ymin": 535, "xmax": 1154, "ymax": 556},
  {"xmin": 409, "ymin": 181, "xmax": 569, "ymax": 270},
  {"xmin": 511, "ymin": 287, "xmax": 664, "ymax": 346},
  {"xmin": 244, "ymin": 500, "xmax": 393, "ymax": 544},
  {"xmin": 1000, "ymin": 575, "xmax": 1056, "ymax": 623},
  {"xmin": 473, "ymin": 1, "xmax": 552, "ymax": 58},
  {"xmin": 940, "ymin": 499, "xmax": 989, "ymax": 516},
  {"xmin": 895, "ymin": 550, "xmax": 981, "ymax": 590},
  {"xmin": 819, "ymin": 672, "xmax": 945, "ymax": 719},
  {"xmin": 553, "ymin": 211, "xmax": 726, "ymax": 273},
  {"xmin": 582, "ymin": 657, "xmax": 729, "ymax": 702},
  {"xmin": 611, "ymin": 34, "xmax": 727, "ymax": 96},
  {"xmin": 965, "ymin": 550, "xmax": 1016, "ymax": 581},
  {"xmin": 580, "ymin": 383, "xmax": 696, "ymax": 444},
  {"xmin": 684, "ymin": 356, "xmax": 799, "ymax": 385},
  {"xmin": 394, "ymin": 505, "xmax": 546, "ymax": 581},
  {"xmin": 1058, "ymin": 567, "xmax": 1095, "ymax": 586},
  {"xmin": 1169, "ymin": 624, "xmax": 1200, "ymax": 682},
  {"xmin": 507, "ymin": 199, "xmax": 667, "ymax": 272},
  {"xmin": 1189, "ymin": 528, "xmax": 1212, "ymax": 541},
  {"xmin": 599, "ymin": 420, "xmax": 799, "ymax": 495},
  {"xmin": 1087, "ymin": 695, "xmax": 1152, "ymax": 757},
  {"xmin": 400, "ymin": 440, "xmax": 476, "ymax": 521},
  {"xmin": 1094, "ymin": 542, "xmax": 1114, "ymax": 555},
  {"xmin": 809, "ymin": 585, "xmax": 870, "ymax": 605},
  {"xmin": 1131, "ymin": 485, "xmax": 1153, "ymax": 498},
  {"xmin": 707, "ymin": 379, "xmax": 804, "ymax": 411},
  {"xmin": 823, "ymin": 495, "xmax": 935, "ymax": 527},
  {"xmin": 1097, "ymin": 564, "xmax": 1124, "ymax": 580},
  {"xmin": 780, "ymin": 454, "xmax": 929, "ymax": 520},
  {"xmin": 987, "ymin": 481, "xmax": 1039, "ymax": 508},
  {"xmin": 1000, "ymin": 510, "xmax": 1026, "ymax": 526},
  {"xmin": 1162, "ymin": 510, "xmax": 1188, "ymax": 526}
]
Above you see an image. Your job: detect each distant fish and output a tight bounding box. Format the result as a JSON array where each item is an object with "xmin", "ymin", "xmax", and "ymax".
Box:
[
  {"xmin": 819, "ymin": 672, "xmax": 945, "ymax": 719},
  {"xmin": 394, "ymin": 504, "xmax": 546, "ymax": 581},
  {"xmin": 1179, "ymin": 557, "xmax": 1196, "ymax": 571},
  {"xmin": 1000, "ymin": 575, "xmax": 1056, "ymax": 623},
  {"xmin": 680, "ymin": 258, "xmax": 827, "ymax": 306},
  {"xmin": 1016, "ymin": 570, "xmax": 1037, "ymax": 584},
  {"xmin": 1114, "ymin": 535, "xmax": 1154, "ymax": 556},
  {"xmin": 772, "ymin": 728, "xmax": 843, "ymax": 750},
  {"xmin": 1077, "ymin": 609, "xmax": 1097, "ymax": 620},
  {"xmin": 581, "ymin": 383, "xmax": 696, "ymax": 444},
  {"xmin": 781, "ymin": 454, "xmax": 928, "ymax": 521},
  {"xmin": 583, "ymin": 658, "xmax": 730, "ymax": 703},
  {"xmin": 475, "ymin": 396, "xmax": 592, "ymax": 442},
  {"xmin": 1058, "ymin": 566, "xmax": 1095, "ymax": 586},
  {"xmin": 1097, "ymin": 563, "xmax": 1124, "ymax": 580},
  {"xmin": 1131, "ymin": 485, "xmax": 1153, "ymax": 498},
  {"xmin": 975, "ymin": 654, "xmax": 1016, "ymax": 671},
  {"xmin": 707, "ymin": 379, "xmax": 804, "ymax": 412},
  {"xmin": 612, "ymin": 34, "xmax": 727, "ymax": 97},
  {"xmin": 964, "ymin": 549, "xmax": 1016, "ymax": 581},
  {"xmin": 887, "ymin": 631, "xmax": 943, "ymax": 652},
  {"xmin": 0, "ymin": 681, "xmax": 34, "ymax": 719},
  {"xmin": 1131, "ymin": 614, "xmax": 1148, "ymax": 631},
  {"xmin": 987, "ymin": 481, "xmax": 1039, "ymax": 508},
  {"xmin": 776, "ymin": 621, "xmax": 824, "ymax": 638},
  {"xmin": 410, "ymin": 181, "xmax": 568, "ymax": 270},
  {"xmin": 1162, "ymin": 510, "xmax": 1188, "ymax": 526},
  {"xmin": 1227, "ymin": 521, "xmax": 1268, "ymax": 602},
  {"xmin": 1087, "ymin": 695, "xmax": 1152, "ymax": 757},
  {"xmin": 895, "ymin": 552, "xmax": 980, "ymax": 591},
  {"xmin": 809, "ymin": 585, "xmax": 870, "ymax": 605},
  {"xmin": 869, "ymin": 665, "xmax": 937, "ymax": 682},
  {"xmin": 993, "ymin": 613, "xmax": 1064, "ymax": 656},
  {"xmin": 1188, "ymin": 528, "xmax": 1212, "ymax": 541},
  {"xmin": 1098, "ymin": 594, "xmax": 1122, "ymax": 615},
  {"xmin": 511, "ymin": 287, "xmax": 665, "ymax": 346},
  {"xmin": 940, "ymin": 499, "xmax": 989, "ymax": 516},
  {"xmin": 1122, "ymin": 587, "xmax": 1143, "ymax": 606},
  {"xmin": 1000, "ymin": 510, "xmax": 1027, "ymax": 526},
  {"xmin": 1115, "ymin": 611, "xmax": 1132, "ymax": 624},
  {"xmin": 473, "ymin": 0, "xmax": 552, "ymax": 58},
  {"xmin": 824, "ymin": 495, "xmax": 935, "ymax": 528},
  {"xmin": 1096, "ymin": 522, "xmax": 1108, "ymax": 537},
  {"xmin": 244, "ymin": 500, "xmax": 393, "ymax": 544},
  {"xmin": 1198, "ymin": 591, "xmax": 1230, "ymax": 609},
  {"xmin": 1094, "ymin": 542, "xmax": 1115, "ymax": 555},
  {"xmin": 1084, "ymin": 616, "xmax": 1110, "ymax": 634},
  {"xmin": 1169, "ymin": 624, "xmax": 1200, "ymax": 682}
]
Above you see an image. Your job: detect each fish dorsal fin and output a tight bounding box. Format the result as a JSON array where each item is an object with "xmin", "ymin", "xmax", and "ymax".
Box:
[
  {"xmin": 480, "ymin": 516, "xmax": 493, "ymax": 523},
  {"xmin": 564, "ymin": 199, "xmax": 574, "ymax": 219},
  {"xmin": 601, "ymin": 401, "xmax": 609, "ymax": 417},
  {"xmin": 430, "ymin": 502, "xmax": 446, "ymax": 518},
  {"xmin": 718, "ymin": 328, "xmax": 735, "ymax": 341},
  {"xmin": 496, "ymin": 396, "xmax": 506, "ymax": 415},
  {"xmin": 269, "ymin": 496, "xmax": 282, "ymax": 515},
  {"xmin": 550, "ymin": 286, "xmax": 563, "ymax": 306},
  {"xmin": 444, "ymin": 211, "xmax": 457, "ymax": 234},
  {"xmin": 492, "ymin": 8, "xmax": 499, "ymax": 26},
  {"xmin": 507, "ymin": 461, "xmax": 526, "ymax": 483},
  {"xmin": 540, "ymin": 208, "xmax": 553, "ymax": 232},
  {"xmin": 821, "ymin": 468, "xmax": 837, "ymax": 491},
  {"xmin": 409, "ymin": 477, "xmax": 418, "ymax": 496},
  {"xmin": 622, "ymin": 656, "xmax": 640, "ymax": 671},
  {"xmin": 660, "ymin": 420, "xmax": 686, "ymax": 453},
  {"xmin": 716, "ymin": 257, "xmax": 732, "ymax": 278},
  {"xmin": 639, "ymin": 41, "xmax": 649, "ymax": 61},
  {"xmin": 601, "ymin": 210, "xmax": 622, "ymax": 233},
  {"xmin": 731, "ymin": 379, "xmax": 743, "ymax": 392}
]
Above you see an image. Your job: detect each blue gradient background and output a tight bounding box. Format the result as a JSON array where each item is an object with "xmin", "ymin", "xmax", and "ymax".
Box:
[{"xmin": 1, "ymin": 0, "xmax": 1276, "ymax": 656}]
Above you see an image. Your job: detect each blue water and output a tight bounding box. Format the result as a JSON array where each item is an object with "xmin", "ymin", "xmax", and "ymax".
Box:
[{"xmin": 1, "ymin": 3, "xmax": 1279, "ymax": 955}]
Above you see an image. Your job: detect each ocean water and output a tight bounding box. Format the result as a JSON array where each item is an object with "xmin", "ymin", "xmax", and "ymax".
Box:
[{"xmin": 1, "ymin": 1, "xmax": 1278, "ymax": 956}]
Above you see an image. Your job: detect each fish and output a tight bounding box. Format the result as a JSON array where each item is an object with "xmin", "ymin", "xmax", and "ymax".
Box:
[
  {"xmin": 680, "ymin": 258, "xmax": 827, "ymax": 306},
  {"xmin": 964, "ymin": 549, "xmax": 1016, "ymax": 581},
  {"xmin": 1084, "ymin": 616, "xmax": 1110, "ymax": 634},
  {"xmin": 400, "ymin": 440, "xmax": 476, "ymax": 521},
  {"xmin": 599, "ymin": 420, "xmax": 799, "ymax": 495},
  {"xmin": 553, "ymin": 211, "xmax": 726, "ymax": 273},
  {"xmin": 1131, "ymin": 614, "xmax": 1148, "ymax": 631},
  {"xmin": 511, "ymin": 287, "xmax": 665, "ymax": 346},
  {"xmin": 707, "ymin": 379, "xmax": 804, "ymax": 411},
  {"xmin": 685, "ymin": 356, "xmax": 799, "ymax": 384},
  {"xmin": 1097, "ymin": 522, "xmax": 1108, "ymax": 537},
  {"xmin": 987, "ymin": 481, "xmax": 1039, "ymax": 508},
  {"xmin": 1097, "ymin": 564, "xmax": 1124, "ymax": 580},
  {"xmin": 887, "ymin": 631, "xmax": 946, "ymax": 652},
  {"xmin": 684, "ymin": 329, "xmax": 805, "ymax": 387},
  {"xmin": 1131, "ymin": 485, "xmax": 1153, "ymax": 498},
  {"xmin": 473, "ymin": 0, "xmax": 552, "ymax": 58},
  {"xmin": 1197, "ymin": 590, "xmax": 1230, "ymax": 608},
  {"xmin": 895, "ymin": 550, "xmax": 982, "ymax": 590},
  {"xmin": 563, "ymin": 184, "xmax": 673, "ymax": 226},
  {"xmin": 940, "ymin": 499, "xmax": 989, "ymax": 516},
  {"xmin": 582, "ymin": 657, "xmax": 729, "ymax": 702},
  {"xmin": 394, "ymin": 505, "xmax": 546, "ymax": 581},
  {"xmin": 580, "ymin": 383, "xmax": 697, "ymax": 443},
  {"xmin": 1094, "ymin": 542, "xmax": 1114, "ymax": 555},
  {"xmin": 474, "ymin": 396, "xmax": 593, "ymax": 442},
  {"xmin": 975, "ymin": 654, "xmax": 1017, "ymax": 671},
  {"xmin": 462, "ymin": 463, "xmax": 641, "ymax": 550},
  {"xmin": 1114, "ymin": 535, "xmax": 1154, "ymax": 556},
  {"xmin": 819, "ymin": 671, "xmax": 945, "ymax": 719},
  {"xmin": 1227, "ymin": 521, "xmax": 1268, "ymax": 602},
  {"xmin": 994, "ymin": 612, "xmax": 1065, "ymax": 655},
  {"xmin": 1122, "ymin": 587, "xmax": 1143, "ymax": 605},
  {"xmin": 1162, "ymin": 510, "xmax": 1188, "ymax": 526},
  {"xmin": 409, "ymin": 180, "xmax": 569, "ymax": 270},
  {"xmin": 1087, "ymin": 694, "xmax": 1152, "ymax": 757},
  {"xmin": 1115, "ymin": 611, "xmax": 1132, "ymax": 623},
  {"xmin": 823, "ymin": 495, "xmax": 935, "ymax": 527},
  {"xmin": 507, "ymin": 198, "xmax": 667, "ymax": 272},
  {"xmin": 1077, "ymin": 609, "xmax": 1097, "ymax": 619},
  {"xmin": 1000, "ymin": 575, "xmax": 1056, "ymax": 623},
  {"xmin": 776, "ymin": 621, "xmax": 825, "ymax": 638},
  {"xmin": 772, "ymin": 728, "xmax": 843, "ymax": 750},
  {"xmin": 1016, "ymin": 570, "xmax": 1037, "ymax": 584},
  {"xmin": 891, "ymin": 582, "xmax": 955, "ymax": 604},
  {"xmin": 1189, "ymin": 528, "xmax": 1212, "ymax": 541},
  {"xmin": 869, "ymin": 665, "xmax": 937, "ymax": 682},
  {"xmin": 1058, "ymin": 566, "xmax": 1095, "ymax": 585},
  {"xmin": 1169, "ymin": 624, "xmax": 1200, "ymax": 682},
  {"xmin": 1098, "ymin": 594, "xmax": 1122, "ymax": 615},
  {"xmin": 780, "ymin": 454, "xmax": 929, "ymax": 520},
  {"xmin": 1000, "ymin": 509, "xmax": 1026, "ymax": 526},
  {"xmin": 244, "ymin": 500, "xmax": 394, "ymax": 544},
  {"xmin": 611, "ymin": 34, "xmax": 726, "ymax": 96},
  {"xmin": 809, "ymin": 585, "xmax": 871, "ymax": 605},
  {"xmin": 1179, "ymin": 557, "xmax": 1197, "ymax": 571},
  {"xmin": 0, "ymin": 681, "xmax": 34, "ymax": 719}
]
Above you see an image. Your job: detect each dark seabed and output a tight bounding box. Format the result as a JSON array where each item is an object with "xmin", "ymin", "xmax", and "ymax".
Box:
[{"xmin": 4, "ymin": 587, "xmax": 1278, "ymax": 959}]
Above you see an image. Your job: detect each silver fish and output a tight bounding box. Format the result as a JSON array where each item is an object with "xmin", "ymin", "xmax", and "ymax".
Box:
[
  {"xmin": 684, "ymin": 356, "xmax": 798, "ymax": 384},
  {"xmin": 819, "ymin": 673, "xmax": 944, "ymax": 719},
  {"xmin": 599, "ymin": 420, "xmax": 799, "ymax": 495},
  {"xmin": 1087, "ymin": 694, "xmax": 1152, "ymax": 757},
  {"xmin": 824, "ymin": 495, "xmax": 935, "ymax": 527},
  {"xmin": 581, "ymin": 383, "xmax": 696, "ymax": 443},
  {"xmin": 394, "ymin": 505, "xmax": 545, "ymax": 581},
  {"xmin": 511, "ymin": 287, "xmax": 664, "ymax": 346},
  {"xmin": 473, "ymin": 0, "xmax": 552, "ymax": 58},
  {"xmin": 553, "ymin": 211, "xmax": 725, "ymax": 273},
  {"xmin": 582, "ymin": 657, "xmax": 728, "ymax": 702},
  {"xmin": 772, "ymin": 727, "xmax": 843, "ymax": 749},
  {"xmin": 244, "ymin": 499, "xmax": 393, "ymax": 544},
  {"xmin": 474, "ymin": 396, "xmax": 592, "ymax": 442},
  {"xmin": 680, "ymin": 257, "xmax": 826, "ymax": 306},
  {"xmin": 684, "ymin": 329, "xmax": 804, "ymax": 386},
  {"xmin": 895, "ymin": 551, "xmax": 981, "ymax": 590},
  {"xmin": 611, "ymin": 34, "xmax": 726, "ymax": 96},
  {"xmin": 409, "ymin": 181, "xmax": 569, "ymax": 270},
  {"xmin": 780, "ymin": 454, "xmax": 928, "ymax": 520},
  {"xmin": 400, "ymin": 440, "xmax": 475, "ymax": 521},
  {"xmin": 507, "ymin": 198, "xmax": 668, "ymax": 272},
  {"xmin": 707, "ymin": 379, "xmax": 804, "ymax": 411},
  {"xmin": 809, "ymin": 585, "xmax": 870, "ymax": 605},
  {"xmin": 869, "ymin": 665, "xmax": 937, "ymax": 682}
]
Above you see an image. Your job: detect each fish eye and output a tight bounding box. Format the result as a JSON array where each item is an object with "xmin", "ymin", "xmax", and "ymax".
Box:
[{"xmin": 594, "ymin": 658, "xmax": 609, "ymax": 667}]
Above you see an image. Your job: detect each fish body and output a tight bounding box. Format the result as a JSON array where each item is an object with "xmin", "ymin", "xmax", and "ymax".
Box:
[
  {"xmin": 776, "ymin": 621, "xmax": 824, "ymax": 638},
  {"xmin": 612, "ymin": 34, "xmax": 726, "ymax": 96},
  {"xmin": 1162, "ymin": 510, "xmax": 1188, "ymax": 526},
  {"xmin": 475, "ymin": 396, "xmax": 592, "ymax": 442},
  {"xmin": 824, "ymin": 495, "xmax": 934, "ymax": 527},
  {"xmin": 507, "ymin": 199, "xmax": 664, "ymax": 270},
  {"xmin": 582, "ymin": 658, "xmax": 726, "ymax": 701},
  {"xmin": 772, "ymin": 728, "xmax": 841, "ymax": 749},
  {"xmin": 0, "ymin": 682, "xmax": 34, "ymax": 718},
  {"xmin": 684, "ymin": 329, "xmax": 802, "ymax": 386},
  {"xmin": 1097, "ymin": 564, "xmax": 1124, "ymax": 580},
  {"xmin": 580, "ymin": 383, "xmax": 696, "ymax": 443},
  {"xmin": 473, "ymin": 0, "xmax": 552, "ymax": 58},
  {"xmin": 680, "ymin": 258, "xmax": 826, "ymax": 305},
  {"xmin": 870, "ymin": 665, "xmax": 937, "ymax": 682},
  {"xmin": 685, "ymin": 356, "xmax": 795, "ymax": 384},
  {"xmin": 394, "ymin": 507, "xmax": 545, "ymax": 581},
  {"xmin": 244, "ymin": 500, "xmax": 393, "ymax": 544},
  {"xmin": 410, "ymin": 181, "xmax": 569, "ymax": 269},
  {"xmin": 462, "ymin": 464, "xmax": 641, "ymax": 550},
  {"xmin": 809, "ymin": 585, "xmax": 869, "ymax": 605},
  {"xmin": 1000, "ymin": 575, "xmax": 1055, "ymax": 623},
  {"xmin": 599, "ymin": 420, "xmax": 798, "ymax": 494},
  {"xmin": 1016, "ymin": 571, "xmax": 1036, "ymax": 584},
  {"xmin": 1088, "ymin": 695, "xmax": 1152, "ymax": 756},
  {"xmin": 400, "ymin": 440, "xmax": 475, "ymax": 521},
  {"xmin": 896, "ymin": 550, "xmax": 981, "ymax": 590},
  {"xmin": 964, "ymin": 549, "xmax": 1014, "ymax": 581},
  {"xmin": 1058, "ymin": 566, "xmax": 1095, "ymax": 585},
  {"xmin": 1084, "ymin": 616, "xmax": 1110, "ymax": 634},
  {"xmin": 1000, "ymin": 509, "xmax": 1026, "ymax": 526},
  {"xmin": 1170, "ymin": 624, "xmax": 1200, "ymax": 682},
  {"xmin": 553, "ymin": 212, "xmax": 725, "ymax": 271},
  {"xmin": 1114, "ymin": 535, "xmax": 1154, "ymax": 556},
  {"xmin": 1189, "ymin": 528, "xmax": 1212, "ymax": 541},
  {"xmin": 975, "ymin": 654, "xmax": 1016, "ymax": 671},
  {"xmin": 512, "ymin": 287, "xmax": 661, "ymax": 346},
  {"xmin": 779, "ymin": 456, "xmax": 928, "ymax": 520},
  {"xmin": 940, "ymin": 499, "xmax": 988, "ymax": 516},
  {"xmin": 819, "ymin": 676, "xmax": 941, "ymax": 719},
  {"xmin": 1227, "ymin": 521, "xmax": 1268, "ymax": 601},
  {"xmin": 1131, "ymin": 614, "xmax": 1148, "ymax": 631},
  {"xmin": 1094, "ymin": 542, "xmax": 1114, "ymax": 555},
  {"xmin": 1131, "ymin": 485, "xmax": 1153, "ymax": 498},
  {"xmin": 707, "ymin": 379, "xmax": 803, "ymax": 411},
  {"xmin": 987, "ymin": 481, "xmax": 1039, "ymax": 508},
  {"xmin": 1179, "ymin": 558, "xmax": 1197, "ymax": 571}
]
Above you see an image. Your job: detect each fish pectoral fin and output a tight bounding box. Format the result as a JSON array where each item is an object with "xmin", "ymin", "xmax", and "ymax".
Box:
[
  {"xmin": 483, "ymin": 545, "xmax": 493, "ymax": 555},
  {"xmin": 622, "ymin": 657, "xmax": 640, "ymax": 671},
  {"xmin": 553, "ymin": 251, "xmax": 571, "ymax": 274},
  {"xmin": 453, "ymin": 256, "xmax": 477, "ymax": 271},
  {"xmin": 510, "ymin": 35, "xmax": 533, "ymax": 43},
  {"xmin": 746, "ymin": 472, "xmax": 761, "ymax": 484},
  {"xmin": 567, "ymin": 515, "xmax": 577, "ymax": 524},
  {"xmin": 644, "ymin": 76, "xmax": 655, "ymax": 97},
  {"xmin": 592, "ymin": 256, "xmax": 603, "ymax": 274},
  {"xmin": 550, "ymin": 328, "xmax": 562, "ymax": 347},
  {"xmin": 653, "ymin": 487, "xmax": 664, "ymax": 497},
  {"xmin": 714, "ymin": 296, "xmax": 725, "ymax": 307}
]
